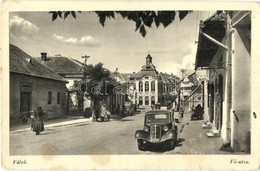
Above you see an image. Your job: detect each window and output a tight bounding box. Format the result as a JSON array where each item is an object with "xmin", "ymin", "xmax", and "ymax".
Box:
[
  {"xmin": 168, "ymin": 85, "xmax": 172, "ymax": 93},
  {"xmin": 151, "ymin": 96, "xmax": 155, "ymax": 105},
  {"xmin": 151, "ymin": 81, "xmax": 155, "ymax": 91},
  {"xmin": 145, "ymin": 96, "xmax": 149, "ymax": 105},
  {"xmin": 47, "ymin": 91, "xmax": 52, "ymax": 104},
  {"xmin": 57, "ymin": 92, "xmax": 60, "ymax": 105},
  {"xmin": 139, "ymin": 81, "xmax": 143, "ymax": 92},
  {"xmin": 215, "ymin": 78, "xmax": 218, "ymax": 93},
  {"xmin": 164, "ymin": 85, "xmax": 167, "ymax": 93},
  {"xmin": 146, "ymin": 114, "xmax": 170, "ymax": 123},
  {"xmin": 145, "ymin": 81, "xmax": 149, "ymax": 92},
  {"xmin": 139, "ymin": 96, "xmax": 143, "ymax": 105}
]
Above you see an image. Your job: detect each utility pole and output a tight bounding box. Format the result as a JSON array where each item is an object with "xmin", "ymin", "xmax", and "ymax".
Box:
[
  {"xmin": 80, "ymin": 55, "xmax": 90, "ymax": 116},
  {"xmin": 178, "ymin": 69, "xmax": 186, "ymax": 112},
  {"xmin": 180, "ymin": 69, "xmax": 187, "ymax": 79},
  {"xmin": 80, "ymin": 55, "xmax": 90, "ymax": 71}
]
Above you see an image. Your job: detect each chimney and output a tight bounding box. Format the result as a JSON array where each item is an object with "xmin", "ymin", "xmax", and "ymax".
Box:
[{"xmin": 41, "ymin": 52, "xmax": 47, "ymax": 62}]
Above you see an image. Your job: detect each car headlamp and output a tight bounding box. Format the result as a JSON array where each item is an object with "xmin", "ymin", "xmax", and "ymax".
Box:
[
  {"xmin": 144, "ymin": 126, "xmax": 149, "ymax": 132},
  {"xmin": 163, "ymin": 125, "xmax": 168, "ymax": 131}
]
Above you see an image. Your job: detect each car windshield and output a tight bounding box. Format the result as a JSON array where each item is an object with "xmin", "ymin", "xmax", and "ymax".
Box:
[{"xmin": 146, "ymin": 113, "xmax": 170, "ymax": 124}]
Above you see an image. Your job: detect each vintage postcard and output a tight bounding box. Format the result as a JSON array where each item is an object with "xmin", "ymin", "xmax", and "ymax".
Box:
[{"xmin": 1, "ymin": 1, "xmax": 260, "ymax": 170}]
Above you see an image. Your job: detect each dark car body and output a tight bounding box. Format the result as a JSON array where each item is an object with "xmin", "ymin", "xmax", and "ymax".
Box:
[
  {"xmin": 190, "ymin": 105, "xmax": 204, "ymax": 120},
  {"xmin": 135, "ymin": 110, "xmax": 179, "ymax": 150}
]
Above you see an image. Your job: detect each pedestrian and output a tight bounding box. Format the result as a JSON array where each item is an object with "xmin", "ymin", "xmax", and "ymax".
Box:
[
  {"xmin": 191, "ymin": 105, "xmax": 195, "ymax": 114},
  {"xmin": 101, "ymin": 104, "xmax": 108, "ymax": 121},
  {"xmin": 91, "ymin": 108, "xmax": 96, "ymax": 122},
  {"xmin": 31, "ymin": 107, "xmax": 44, "ymax": 135}
]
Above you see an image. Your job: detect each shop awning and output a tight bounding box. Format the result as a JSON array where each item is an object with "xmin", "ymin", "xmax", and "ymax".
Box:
[
  {"xmin": 195, "ymin": 14, "xmax": 226, "ymax": 70},
  {"xmin": 184, "ymin": 83, "xmax": 202, "ymax": 101}
]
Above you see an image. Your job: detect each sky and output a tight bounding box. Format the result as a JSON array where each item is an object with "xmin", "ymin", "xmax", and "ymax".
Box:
[{"xmin": 9, "ymin": 11, "xmax": 215, "ymax": 77}]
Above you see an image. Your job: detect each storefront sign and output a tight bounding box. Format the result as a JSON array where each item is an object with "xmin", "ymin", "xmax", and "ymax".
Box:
[{"xmin": 196, "ymin": 68, "xmax": 209, "ymax": 81}]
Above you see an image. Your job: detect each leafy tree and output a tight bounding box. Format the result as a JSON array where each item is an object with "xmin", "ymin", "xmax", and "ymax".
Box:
[
  {"xmin": 76, "ymin": 62, "xmax": 118, "ymax": 117},
  {"xmin": 49, "ymin": 11, "xmax": 191, "ymax": 37}
]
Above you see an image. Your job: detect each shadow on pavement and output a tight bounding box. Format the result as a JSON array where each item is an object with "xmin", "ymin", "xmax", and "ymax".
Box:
[
  {"xmin": 39, "ymin": 132, "xmax": 57, "ymax": 135},
  {"xmin": 176, "ymin": 138, "xmax": 185, "ymax": 147},
  {"xmin": 143, "ymin": 146, "xmax": 175, "ymax": 153},
  {"xmin": 118, "ymin": 119, "xmax": 134, "ymax": 122},
  {"xmin": 135, "ymin": 110, "xmax": 141, "ymax": 114}
]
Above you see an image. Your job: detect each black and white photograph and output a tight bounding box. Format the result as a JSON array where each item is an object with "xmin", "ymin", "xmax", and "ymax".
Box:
[{"xmin": 1, "ymin": 1, "xmax": 260, "ymax": 170}]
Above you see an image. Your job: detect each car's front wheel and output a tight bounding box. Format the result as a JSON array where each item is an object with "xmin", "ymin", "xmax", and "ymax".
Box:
[
  {"xmin": 169, "ymin": 139, "xmax": 176, "ymax": 150},
  {"xmin": 137, "ymin": 140, "xmax": 145, "ymax": 151}
]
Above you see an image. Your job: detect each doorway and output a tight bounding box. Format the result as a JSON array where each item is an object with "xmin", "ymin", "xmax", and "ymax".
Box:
[
  {"xmin": 217, "ymin": 75, "xmax": 223, "ymax": 130},
  {"xmin": 208, "ymin": 83, "xmax": 214, "ymax": 123},
  {"xmin": 20, "ymin": 92, "xmax": 32, "ymax": 115}
]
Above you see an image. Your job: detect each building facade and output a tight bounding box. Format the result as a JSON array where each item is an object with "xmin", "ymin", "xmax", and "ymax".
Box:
[
  {"xmin": 180, "ymin": 73, "xmax": 203, "ymax": 112},
  {"xmin": 134, "ymin": 54, "xmax": 179, "ymax": 107},
  {"xmin": 135, "ymin": 54, "xmax": 159, "ymax": 107},
  {"xmin": 35, "ymin": 54, "xmax": 90, "ymax": 116},
  {"xmin": 10, "ymin": 44, "xmax": 68, "ymax": 124},
  {"xmin": 195, "ymin": 11, "xmax": 251, "ymax": 152},
  {"xmin": 109, "ymin": 68, "xmax": 127, "ymax": 115}
]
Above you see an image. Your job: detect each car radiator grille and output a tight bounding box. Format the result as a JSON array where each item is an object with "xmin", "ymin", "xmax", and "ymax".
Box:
[{"xmin": 150, "ymin": 125, "xmax": 161, "ymax": 140}]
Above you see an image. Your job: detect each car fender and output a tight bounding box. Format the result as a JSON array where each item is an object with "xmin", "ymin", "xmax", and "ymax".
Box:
[
  {"xmin": 161, "ymin": 129, "xmax": 178, "ymax": 142},
  {"xmin": 135, "ymin": 130, "xmax": 149, "ymax": 141}
]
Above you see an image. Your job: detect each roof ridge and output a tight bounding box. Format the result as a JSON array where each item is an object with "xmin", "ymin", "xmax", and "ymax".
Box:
[
  {"xmin": 37, "ymin": 59, "xmax": 66, "ymax": 80},
  {"xmin": 10, "ymin": 70, "xmax": 67, "ymax": 83},
  {"xmin": 10, "ymin": 44, "xmax": 67, "ymax": 82},
  {"xmin": 66, "ymin": 57, "xmax": 85, "ymax": 72},
  {"xmin": 66, "ymin": 56, "xmax": 83, "ymax": 66}
]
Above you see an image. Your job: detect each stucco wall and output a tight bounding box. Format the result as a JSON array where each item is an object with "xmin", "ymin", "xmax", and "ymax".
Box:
[
  {"xmin": 10, "ymin": 73, "xmax": 67, "ymax": 124},
  {"xmin": 231, "ymin": 30, "xmax": 251, "ymax": 152}
]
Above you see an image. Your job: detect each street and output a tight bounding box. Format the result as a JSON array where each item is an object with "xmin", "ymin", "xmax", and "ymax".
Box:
[
  {"xmin": 4, "ymin": 9, "xmax": 255, "ymax": 171},
  {"xmin": 10, "ymin": 108, "xmax": 230, "ymax": 155}
]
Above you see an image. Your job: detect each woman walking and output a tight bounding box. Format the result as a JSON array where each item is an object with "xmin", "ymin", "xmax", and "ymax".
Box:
[{"xmin": 31, "ymin": 107, "xmax": 45, "ymax": 135}]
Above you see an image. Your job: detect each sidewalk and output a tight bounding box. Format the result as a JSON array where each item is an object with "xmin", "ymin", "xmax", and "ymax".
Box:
[
  {"xmin": 178, "ymin": 111, "xmax": 233, "ymax": 154},
  {"xmin": 10, "ymin": 114, "xmax": 132, "ymax": 133},
  {"xmin": 10, "ymin": 116, "xmax": 92, "ymax": 133}
]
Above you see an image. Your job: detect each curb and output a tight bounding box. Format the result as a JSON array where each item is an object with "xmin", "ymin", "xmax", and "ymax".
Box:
[
  {"xmin": 11, "ymin": 118, "xmax": 92, "ymax": 133},
  {"xmin": 10, "ymin": 114, "xmax": 134, "ymax": 133}
]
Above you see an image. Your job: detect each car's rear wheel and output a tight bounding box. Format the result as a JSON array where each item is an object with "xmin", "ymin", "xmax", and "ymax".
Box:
[{"xmin": 137, "ymin": 140, "xmax": 145, "ymax": 151}]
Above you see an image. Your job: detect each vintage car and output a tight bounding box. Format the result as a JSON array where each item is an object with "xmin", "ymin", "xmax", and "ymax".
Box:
[
  {"xmin": 135, "ymin": 110, "xmax": 179, "ymax": 151},
  {"xmin": 190, "ymin": 104, "xmax": 204, "ymax": 120}
]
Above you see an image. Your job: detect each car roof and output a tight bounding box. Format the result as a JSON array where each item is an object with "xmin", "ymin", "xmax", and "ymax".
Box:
[{"xmin": 145, "ymin": 110, "xmax": 172, "ymax": 115}]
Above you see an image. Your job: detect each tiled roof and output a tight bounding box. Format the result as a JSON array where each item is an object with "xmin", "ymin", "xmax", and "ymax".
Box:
[
  {"xmin": 136, "ymin": 68, "xmax": 158, "ymax": 79},
  {"xmin": 10, "ymin": 44, "xmax": 67, "ymax": 82},
  {"xmin": 121, "ymin": 73, "xmax": 136, "ymax": 81},
  {"xmin": 34, "ymin": 56, "xmax": 84, "ymax": 74},
  {"xmin": 159, "ymin": 73, "xmax": 180, "ymax": 84},
  {"xmin": 110, "ymin": 72, "xmax": 127, "ymax": 83}
]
